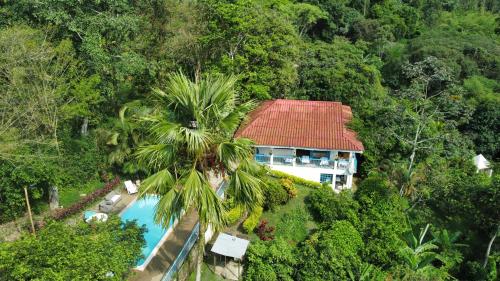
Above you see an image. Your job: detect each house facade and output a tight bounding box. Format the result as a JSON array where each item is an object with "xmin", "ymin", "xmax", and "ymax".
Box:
[{"xmin": 235, "ymin": 99, "xmax": 364, "ymax": 190}]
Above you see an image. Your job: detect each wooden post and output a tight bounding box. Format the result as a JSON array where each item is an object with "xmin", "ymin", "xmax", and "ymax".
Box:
[{"xmin": 24, "ymin": 186, "xmax": 36, "ymax": 237}]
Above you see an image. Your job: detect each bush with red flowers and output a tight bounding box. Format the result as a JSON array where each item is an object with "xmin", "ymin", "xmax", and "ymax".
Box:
[
  {"xmin": 51, "ymin": 177, "xmax": 121, "ymax": 221},
  {"xmin": 257, "ymin": 219, "xmax": 275, "ymax": 241}
]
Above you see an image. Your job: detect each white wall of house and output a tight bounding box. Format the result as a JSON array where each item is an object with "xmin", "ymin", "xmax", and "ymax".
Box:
[{"xmin": 255, "ymin": 145, "xmax": 360, "ymax": 190}]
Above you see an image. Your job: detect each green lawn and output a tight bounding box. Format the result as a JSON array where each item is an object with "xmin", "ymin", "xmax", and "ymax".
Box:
[
  {"xmin": 249, "ymin": 182, "xmax": 317, "ymax": 242},
  {"xmin": 58, "ymin": 179, "xmax": 104, "ymax": 208},
  {"xmin": 187, "ymin": 263, "xmax": 223, "ymax": 281}
]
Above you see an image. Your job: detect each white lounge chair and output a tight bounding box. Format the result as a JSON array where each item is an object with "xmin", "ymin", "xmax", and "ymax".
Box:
[
  {"xmin": 301, "ymin": 155, "xmax": 310, "ymax": 164},
  {"xmin": 320, "ymin": 157, "xmax": 329, "ymax": 166},
  {"xmin": 124, "ymin": 180, "xmax": 138, "ymax": 194}
]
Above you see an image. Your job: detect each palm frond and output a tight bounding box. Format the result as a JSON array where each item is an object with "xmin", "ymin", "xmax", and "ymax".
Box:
[
  {"xmin": 179, "ymin": 127, "xmax": 212, "ymax": 156},
  {"xmin": 217, "ymin": 138, "xmax": 254, "ymax": 169},
  {"xmin": 154, "ymin": 187, "xmax": 184, "ymax": 228},
  {"xmin": 135, "ymin": 144, "xmax": 176, "ymax": 170},
  {"xmin": 140, "ymin": 169, "xmax": 176, "ymax": 196},
  {"xmin": 228, "ymin": 168, "xmax": 263, "ymax": 212}
]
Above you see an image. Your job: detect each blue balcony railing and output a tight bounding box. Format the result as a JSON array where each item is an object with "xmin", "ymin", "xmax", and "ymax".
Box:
[
  {"xmin": 255, "ymin": 154, "xmax": 271, "ymax": 164},
  {"xmin": 273, "ymin": 155, "xmax": 295, "ymax": 166},
  {"xmin": 296, "ymin": 157, "xmax": 334, "ymax": 168}
]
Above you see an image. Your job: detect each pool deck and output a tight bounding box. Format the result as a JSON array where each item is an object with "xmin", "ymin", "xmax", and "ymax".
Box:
[{"xmin": 128, "ymin": 209, "xmax": 199, "ymax": 281}]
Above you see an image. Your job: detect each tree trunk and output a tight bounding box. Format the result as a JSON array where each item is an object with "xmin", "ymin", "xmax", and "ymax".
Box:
[
  {"xmin": 81, "ymin": 117, "xmax": 89, "ymax": 136},
  {"xmin": 483, "ymin": 224, "xmax": 499, "ymax": 268},
  {"xmin": 196, "ymin": 223, "xmax": 207, "ymax": 281},
  {"xmin": 401, "ymin": 123, "xmax": 421, "ymax": 196}
]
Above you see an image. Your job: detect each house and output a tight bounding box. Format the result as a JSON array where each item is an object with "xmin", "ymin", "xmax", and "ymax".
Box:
[
  {"xmin": 235, "ymin": 99, "xmax": 364, "ymax": 190},
  {"xmin": 473, "ymin": 154, "xmax": 493, "ymax": 177}
]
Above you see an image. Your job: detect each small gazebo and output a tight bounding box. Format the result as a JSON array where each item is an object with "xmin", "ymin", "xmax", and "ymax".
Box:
[
  {"xmin": 473, "ymin": 154, "xmax": 493, "ymax": 177},
  {"xmin": 210, "ymin": 233, "xmax": 250, "ymax": 280}
]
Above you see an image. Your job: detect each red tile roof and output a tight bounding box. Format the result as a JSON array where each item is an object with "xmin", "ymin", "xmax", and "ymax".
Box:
[{"xmin": 235, "ymin": 99, "xmax": 364, "ymax": 152}]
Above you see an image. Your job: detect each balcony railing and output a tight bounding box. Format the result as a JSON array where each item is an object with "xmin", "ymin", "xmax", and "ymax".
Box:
[
  {"xmin": 337, "ymin": 159, "xmax": 350, "ymax": 170},
  {"xmin": 255, "ymin": 154, "xmax": 355, "ymax": 172},
  {"xmin": 296, "ymin": 157, "xmax": 335, "ymax": 168},
  {"xmin": 255, "ymin": 154, "xmax": 271, "ymax": 164},
  {"xmin": 273, "ymin": 155, "xmax": 295, "ymax": 166}
]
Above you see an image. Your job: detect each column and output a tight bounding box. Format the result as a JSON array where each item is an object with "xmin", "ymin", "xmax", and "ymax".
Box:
[
  {"xmin": 269, "ymin": 148, "xmax": 274, "ymax": 166},
  {"xmin": 346, "ymin": 174, "xmax": 353, "ymax": 189}
]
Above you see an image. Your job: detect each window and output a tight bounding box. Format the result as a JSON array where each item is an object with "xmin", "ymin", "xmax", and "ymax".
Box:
[{"xmin": 320, "ymin": 173, "xmax": 333, "ymax": 183}]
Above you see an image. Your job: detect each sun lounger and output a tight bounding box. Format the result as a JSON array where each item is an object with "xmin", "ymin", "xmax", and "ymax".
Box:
[
  {"xmin": 106, "ymin": 194, "xmax": 121, "ymax": 204},
  {"xmin": 99, "ymin": 202, "xmax": 113, "ymax": 213},
  {"xmin": 124, "ymin": 180, "xmax": 138, "ymax": 194},
  {"xmin": 99, "ymin": 192, "xmax": 122, "ymax": 213}
]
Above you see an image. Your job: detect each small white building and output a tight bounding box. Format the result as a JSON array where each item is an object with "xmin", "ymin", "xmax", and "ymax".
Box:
[
  {"xmin": 235, "ymin": 99, "xmax": 364, "ymax": 191},
  {"xmin": 473, "ymin": 154, "xmax": 493, "ymax": 177}
]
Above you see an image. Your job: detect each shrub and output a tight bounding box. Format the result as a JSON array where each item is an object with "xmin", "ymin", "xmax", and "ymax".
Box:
[
  {"xmin": 269, "ymin": 170, "xmax": 322, "ymax": 189},
  {"xmin": 306, "ymin": 187, "xmax": 360, "ymax": 225},
  {"xmin": 263, "ymin": 179, "xmax": 289, "ymax": 210},
  {"xmin": 226, "ymin": 205, "xmax": 244, "ymax": 225},
  {"xmin": 257, "ymin": 220, "xmax": 275, "ymax": 241},
  {"xmin": 51, "ymin": 177, "xmax": 121, "ymax": 221},
  {"xmin": 245, "ymin": 238, "xmax": 297, "ymax": 281},
  {"xmin": 275, "ymin": 207, "xmax": 309, "ymax": 243},
  {"xmin": 297, "ymin": 220, "xmax": 364, "ymax": 281},
  {"xmin": 280, "ymin": 178, "xmax": 298, "ymax": 198},
  {"xmin": 243, "ymin": 206, "xmax": 263, "ymax": 233},
  {"xmin": 0, "ymin": 217, "xmax": 144, "ymax": 280}
]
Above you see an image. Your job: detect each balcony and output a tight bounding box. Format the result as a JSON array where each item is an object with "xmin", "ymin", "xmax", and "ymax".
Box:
[
  {"xmin": 296, "ymin": 156, "xmax": 335, "ymax": 168},
  {"xmin": 254, "ymin": 149, "xmax": 356, "ymax": 173},
  {"xmin": 273, "ymin": 155, "xmax": 295, "ymax": 166},
  {"xmin": 255, "ymin": 154, "xmax": 271, "ymax": 164}
]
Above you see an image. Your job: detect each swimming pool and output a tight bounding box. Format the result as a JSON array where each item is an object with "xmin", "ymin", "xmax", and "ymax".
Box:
[{"xmin": 120, "ymin": 195, "xmax": 174, "ymax": 270}]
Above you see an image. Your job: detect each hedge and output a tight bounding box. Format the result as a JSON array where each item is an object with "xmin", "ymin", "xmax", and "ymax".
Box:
[
  {"xmin": 269, "ymin": 170, "xmax": 323, "ymax": 189},
  {"xmin": 51, "ymin": 177, "xmax": 121, "ymax": 220},
  {"xmin": 243, "ymin": 206, "xmax": 263, "ymax": 233},
  {"xmin": 263, "ymin": 179, "xmax": 289, "ymax": 210}
]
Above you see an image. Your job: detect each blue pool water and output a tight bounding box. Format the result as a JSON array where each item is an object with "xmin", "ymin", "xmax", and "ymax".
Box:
[{"xmin": 120, "ymin": 196, "xmax": 174, "ymax": 268}]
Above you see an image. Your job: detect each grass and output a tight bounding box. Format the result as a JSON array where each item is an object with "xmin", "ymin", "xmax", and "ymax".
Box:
[
  {"xmin": 249, "ymin": 182, "xmax": 317, "ymax": 241},
  {"xmin": 58, "ymin": 179, "xmax": 104, "ymax": 208},
  {"xmin": 187, "ymin": 263, "xmax": 223, "ymax": 281}
]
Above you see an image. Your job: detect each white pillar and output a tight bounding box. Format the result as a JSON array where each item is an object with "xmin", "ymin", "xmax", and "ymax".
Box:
[
  {"xmin": 346, "ymin": 174, "xmax": 353, "ymax": 189},
  {"xmin": 269, "ymin": 148, "xmax": 274, "ymax": 166},
  {"xmin": 292, "ymin": 148, "xmax": 296, "ymax": 167}
]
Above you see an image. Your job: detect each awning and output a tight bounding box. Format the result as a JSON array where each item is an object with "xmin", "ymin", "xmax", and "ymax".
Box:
[{"xmin": 210, "ymin": 233, "xmax": 250, "ymax": 260}]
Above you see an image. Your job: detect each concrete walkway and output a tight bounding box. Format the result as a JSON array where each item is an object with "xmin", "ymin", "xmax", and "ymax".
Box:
[{"xmin": 129, "ymin": 210, "xmax": 199, "ymax": 281}]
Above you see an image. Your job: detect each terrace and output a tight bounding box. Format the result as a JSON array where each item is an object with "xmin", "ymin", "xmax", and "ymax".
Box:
[{"xmin": 255, "ymin": 147, "xmax": 355, "ymax": 172}]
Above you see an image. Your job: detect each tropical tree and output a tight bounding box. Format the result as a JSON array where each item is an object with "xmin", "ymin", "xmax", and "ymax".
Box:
[
  {"xmin": 399, "ymin": 224, "xmax": 448, "ymax": 279},
  {"xmin": 103, "ymin": 101, "xmax": 150, "ymax": 175},
  {"xmin": 135, "ymin": 73, "xmax": 264, "ymax": 281},
  {"xmin": 431, "ymin": 229, "xmax": 466, "ymax": 270}
]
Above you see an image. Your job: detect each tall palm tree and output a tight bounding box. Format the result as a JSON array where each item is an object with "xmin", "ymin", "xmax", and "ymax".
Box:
[{"xmin": 136, "ymin": 73, "xmax": 263, "ymax": 281}]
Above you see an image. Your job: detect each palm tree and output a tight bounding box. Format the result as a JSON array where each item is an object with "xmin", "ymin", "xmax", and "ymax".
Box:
[
  {"xmin": 136, "ymin": 73, "xmax": 263, "ymax": 281},
  {"xmin": 101, "ymin": 101, "xmax": 150, "ymax": 175}
]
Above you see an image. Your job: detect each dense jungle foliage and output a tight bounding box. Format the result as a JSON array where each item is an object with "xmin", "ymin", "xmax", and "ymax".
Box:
[{"xmin": 0, "ymin": 0, "xmax": 498, "ymax": 280}]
